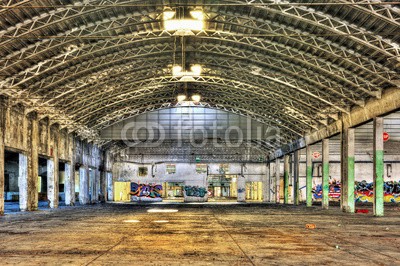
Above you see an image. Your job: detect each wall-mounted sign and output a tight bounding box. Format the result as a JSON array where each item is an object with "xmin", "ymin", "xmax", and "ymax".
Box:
[
  {"xmin": 312, "ymin": 151, "xmax": 321, "ymax": 159},
  {"xmin": 383, "ymin": 132, "xmax": 390, "ymax": 142}
]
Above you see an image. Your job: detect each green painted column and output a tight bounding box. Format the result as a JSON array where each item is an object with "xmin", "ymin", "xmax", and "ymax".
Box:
[
  {"xmin": 306, "ymin": 145, "xmax": 313, "ymax": 207},
  {"xmin": 341, "ymin": 128, "xmax": 355, "ymax": 213},
  {"xmin": 373, "ymin": 117, "xmax": 384, "ymax": 217},
  {"xmin": 293, "ymin": 150, "xmax": 300, "ymax": 205},
  {"xmin": 284, "ymin": 154, "xmax": 290, "ymax": 204},
  {"xmin": 322, "ymin": 139, "xmax": 330, "ymax": 209}
]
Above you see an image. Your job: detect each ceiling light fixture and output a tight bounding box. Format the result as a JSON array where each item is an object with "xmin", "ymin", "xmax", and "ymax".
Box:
[{"xmin": 163, "ymin": 7, "xmax": 205, "ymax": 32}]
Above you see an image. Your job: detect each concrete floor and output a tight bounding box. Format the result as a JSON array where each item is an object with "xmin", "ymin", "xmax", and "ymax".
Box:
[{"xmin": 0, "ymin": 203, "xmax": 399, "ymax": 265}]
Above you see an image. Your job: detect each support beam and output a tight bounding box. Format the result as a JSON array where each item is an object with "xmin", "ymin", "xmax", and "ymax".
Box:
[
  {"xmin": 107, "ymin": 172, "xmax": 113, "ymax": 202},
  {"xmin": 100, "ymin": 170, "xmax": 107, "ymax": 203},
  {"xmin": 47, "ymin": 159, "xmax": 56, "ymax": 208},
  {"xmin": 322, "ymin": 139, "xmax": 330, "ymax": 210},
  {"xmin": 262, "ymin": 164, "xmax": 270, "ymax": 202},
  {"xmin": 275, "ymin": 158, "xmax": 280, "ymax": 203},
  {"xmin": 64, "ymin": 163, "xmax": 72, "ymax": 205},
  {"xmin": 341, "ymin": 128, "xmax": 355, "ymax": 213},
  {"xmin": 47, "ymin": 125, "xmax": 59, "ymax": 208},
  {"xmin": 293, "ymin": 150, "xmax": 300, "ymax": 205},
  {"xmin": 373, "ymin": 117, "xmax": 384, "ymax": 217},
  {"xmin": 79, "ymin": 166, "xmax": 89, "ymax": 205},
  {"xmin": 19, "ymin": 154, "xmax": 28, "ymax": 211},
  {"xmin": 306, "ymin": 145, "xmax": 313, "ymax": 207},
  {"xmin": 237, "ymin": 175, "xmax": 246, "ymax": 202},
  {"xmin": 65, "ymin": 134, "xmax": 75, "ymax": 205},
  {"xmin": 284, "ymin": 154, "xmax": 290, "ymax": 204},
  {"xmin": 0, "ymin": 99, "xmax": 5, "ymax": 215},
  {"xmin": 27, "ymin": 113, "xmax": 39, "ymax": 211}
]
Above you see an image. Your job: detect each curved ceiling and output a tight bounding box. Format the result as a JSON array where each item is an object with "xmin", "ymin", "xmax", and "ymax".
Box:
[{"xmin": 0, "ymin": 0, "xmax": 399, "ymax": 149}]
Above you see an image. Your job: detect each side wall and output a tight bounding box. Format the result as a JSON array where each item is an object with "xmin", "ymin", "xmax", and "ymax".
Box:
[{"xmin": 0, "ymin": 102, "xmax": 107, "ymax": 214}]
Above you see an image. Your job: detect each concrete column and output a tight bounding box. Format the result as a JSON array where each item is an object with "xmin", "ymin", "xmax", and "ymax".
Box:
[
  {"xmin": 237, "ymin": 175, "xmax": 246, "ymax": 202},
  {"xmin": 262, "ymin": 164, "xmax": 269, "ymax": 202},
  {"xmin": 65, "ymin": 134, "xmax": 75, "ymax": 205},
  {"xmin": 268, "ymin": 163, "xmax": 272, "ymax": 202},
  {"xmin": 47, "ymin": 159, "xmax": 55, "ymax": 207},
  {"xmin": 270, "ymin": 162, "xmax": 276, "ymax": 203},
  {"xmin": 306, "ymin": 145, "xmax": 313, "ymax": 207},
  {"xmin": 94, "ymin": 169, "xmax": 101, "ymax": 203},
  {"xmin": 283, "ymin": 154, "xmax": 290, "ymax": 204},
  {"xmin": 275, "ymin": 158, "xmax": 280, "ymax": 203},
  {"xmin": 107, "ymin": 172, "xmax": 113, "ymax": 202},
  {"xmin": 64, "ymin": 163, "xmax": 72, "ymax": 205},
  {"xmin": 47, "ymin": 126, "xmax": 59, "ymax": 208},
  {"xmin": 341, "ymin": 128, "xmax": 355, "ymax": 213},
  {"xmin": 19, "ymin": 154, "xmax": 28, "ymax": 211},
  {"xmin": 27, "ymin": 113, "xmax": 39, "ymax": 211},
  {"xmin": 373, "ymin": 117, "xmax": 384, "ymax": 216},
  {"xmin": 100, "ymin": 170, "xmax": 107, "ymax": 203},
  {"xmin": 79, "ymin": 166, "xmax": 89, "ymax": 205},
  {"xmin": 293, "ymin": 150, "xmax": 300, "ymax": 205},
  {"xmin": 322, "ymin": 139, "xmax": 330, "ymax": 210},
  {"xmin": 0, "ymin": 100, "xmax": 5, "ymax": 215}
]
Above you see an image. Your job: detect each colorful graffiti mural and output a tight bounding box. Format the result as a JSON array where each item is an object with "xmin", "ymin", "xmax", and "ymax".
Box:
[
  {"xmin": 130, "ymin": 183, "xmax": 163, "ymax": 202},
  {"xmin": 312, "ymin": 180, "xmax": 341, "ymax": 200},
  {"xmin": 184, "ymin": 186, "xmax": 207, "ymax": 197},
  {"xmin": 311, "ymin": 180, "xmax": 400, "ymax": 203},
  {"xmin": 355, "ymin": 180, "xmax": 400, "ymax": 203}
]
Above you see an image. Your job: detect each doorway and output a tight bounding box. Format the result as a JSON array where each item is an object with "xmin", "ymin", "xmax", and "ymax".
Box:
[
  {"xmin": 4, "ymin": 150, "xmax": 20, "ymax": 212},
  {"xmin": 207, "ymin": 175, "xmax": 237, "ymax": 201}
]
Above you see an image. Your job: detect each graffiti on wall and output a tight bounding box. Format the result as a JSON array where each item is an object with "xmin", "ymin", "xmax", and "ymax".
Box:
[
  {"xmin": 184, "ymin": 186, "xmax": 207, "ymax": 197},
  {"xmin": 130, "ymin": 182, "xmax": 163, "ymax": 199},
  {"xmin": 312, "ymin": 180, "xmax": 400, "ymax": 203},
  {"xmin": 355, "ymin": 180, "xmax": 400, "ymax": 203},
  {"xmin": 312, "ymin": 180, "xmax": 341, "ymax": 200}
]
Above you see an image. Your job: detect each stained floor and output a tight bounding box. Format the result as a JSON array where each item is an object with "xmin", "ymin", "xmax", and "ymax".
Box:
[{"xmin": 0, "ymin": 203, "xmax": 399, "ymax": 265}]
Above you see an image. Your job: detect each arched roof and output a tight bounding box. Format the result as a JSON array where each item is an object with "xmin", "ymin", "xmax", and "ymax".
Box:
[{"xmin": 0, "ymin": 0, "xmax": 399, "ymax": 150}]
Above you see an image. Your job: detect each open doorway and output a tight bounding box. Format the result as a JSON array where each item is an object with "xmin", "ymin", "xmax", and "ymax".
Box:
[
  {"xmin": 38, "ymin": 157, "xmax": 48, "ymax": 207},
  {"xmin": 4, "ymin": 150, "xmax": 20, "ymax": 212},
  {"xmin": 207, "ymin": 175, "xmax": 237, "ymax": 201}
]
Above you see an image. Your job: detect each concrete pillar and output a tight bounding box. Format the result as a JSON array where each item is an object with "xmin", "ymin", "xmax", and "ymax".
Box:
[
  {"xmin": 64, "ymin": 163, "xmax": 72, "ymax": 205},
  {"xmin": 373, "ymin": 117, "xmax": 384, "ymax": 216},
  {"xmin": 47, "ymin": 126, "xmax": 59, "ymax": 208},
  {"xmin": 341, "ymin": 128, "xmax": 355, "ymax": 213},
  {"xmin": 47, "ymin": 159, "xmax": 55, "ymax": 207},
  {"xmin": 262, "ymin": 164, "xmax": 269, "ymax": 202},
  {"xmin": 293, "ymin": 150, "xmax": 300, "ymax": 205},
  {"xmin": 268, "ymin": 163, "xmax": 272, "ymax": 202},
  {"xmin": 100, "ymin": 170, "xmax": 107, "ymax": 203},
  {"xmin": 275, "ymin": 158, "xmax": 280, "ymax": 203},
  {"xmin": 306, "ymin": 145, "xmax": 313, "ymax": 207},
  {"xmin": 19, "ymin": 154, "xmax": 28, "ymax": 211},
  {"xmin": 322, "ymin": 139, "xmax": 330, "ymax": 210},
  {"xmin": 237, "ymin": 175, "xmax": 246, "ymax": 202},
  {"xmin": 283, "ymin": 154, "xmax": 290, "ymax": 204},
  {"xmin": 94, "ymin": 169, "xmax": 101, "ymax": 203},
  {"xmin": 26, "ymin": 113, "xmax": 39, "ymax": 211},
  {"xmin": 0, "ymin": 99, "xmax": 5, "ymax": 215},
  {"xmin": 79, "ymin": 166, "xmax": 89, "ymax": 205},
  {"xmin": 270, "ymin": 162, "xmax": 276, "ymax": 203},
  {"xmin": 107, "ymin": 172, "xmax": 113, "ymax": 202},
  {"xmin": 65, "ymin": 134, "xmax": 75, "ymax": 205}
]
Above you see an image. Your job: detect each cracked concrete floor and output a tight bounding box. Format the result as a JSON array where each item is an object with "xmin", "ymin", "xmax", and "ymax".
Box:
[{"xmin": 0, "ymin": 203, "xmax": 399, "ymax": 265}]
